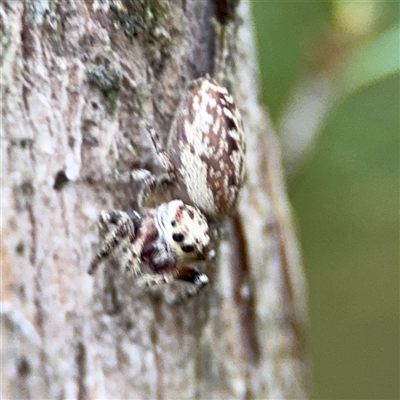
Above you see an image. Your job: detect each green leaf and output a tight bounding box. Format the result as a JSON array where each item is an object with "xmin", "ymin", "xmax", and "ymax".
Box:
[{"xmin": 339, "ymin": 25, "xmax": 400, "ymax": 97}]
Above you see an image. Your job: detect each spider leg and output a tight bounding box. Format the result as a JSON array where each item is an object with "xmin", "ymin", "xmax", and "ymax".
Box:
[
  {"xmin": 120, "ymin": 244, "xmax": 143, "ymax": 279},
  {"xmin": 146, "ymin": 124, "xmax": 176, "ymax": 176},
  {"xmin": 135, "ymin": 266, "xmax": 209, "ymax": 302},
  {"xmin": 88, "ymin": 210, "xmax": 138, "ymax": 274},
  {"xmin": 130, "ymin": 169, "xmax": 173, "ymax": 209},
  {"xmin": 170, "ymin": 267, "xmax": 209, "ymax": 303},
  {"xmin": 97, "ymin": 209, "xmax": 139, "ymax": 231},
  {"xmin": 118, "ymin": 218, "xmax": 158, "ymax": 279},
  {"xmin": 135, "ymin": 273, "xmax": 175, "ymax": 289},
  {"xmin": 111, "ymin": 168, "xmax": 174, "ymax": 209}
]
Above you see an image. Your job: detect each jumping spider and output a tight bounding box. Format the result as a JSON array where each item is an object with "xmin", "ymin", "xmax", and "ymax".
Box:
[{"xmin": 89, "ymin": 76, "xmax": 245, "ymax": 302}]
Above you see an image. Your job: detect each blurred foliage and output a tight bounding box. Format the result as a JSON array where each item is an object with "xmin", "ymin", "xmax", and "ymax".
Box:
[
  {"xmin": 252, "ymin": 1, "xmax": 399, "ymax": 399},
  {"xmin": 339, "ymin": 25, "xmax": 400, "ymax": 98}
]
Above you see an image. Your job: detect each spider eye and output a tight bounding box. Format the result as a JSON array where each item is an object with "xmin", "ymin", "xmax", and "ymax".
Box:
[
  {"xmin": 172, "ymin": 233, "xmax": 184, "ymax": 242},
  {"xmin": 181, "ymin": 244, "xmax": 195, "ymax": 253}
]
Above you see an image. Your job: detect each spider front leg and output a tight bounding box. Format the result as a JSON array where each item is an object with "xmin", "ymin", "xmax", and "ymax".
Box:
[
  {"xmin": 118, "ymin": 243, "xmax": 144, "ymax": 279},
  {"xmin": 88, "ymin": 210, "xmax": 140, "ymax": 274},
  {"xmin": 171, "ymin": 266, "xmax": 210, "ymax": 302},
  {"xmin": 135, "ymin": 266, "xmax": 209, "ymax": 303}
]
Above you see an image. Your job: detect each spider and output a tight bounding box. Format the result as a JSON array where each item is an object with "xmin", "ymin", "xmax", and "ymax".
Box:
[{"xmin": 89, "ymin": 76, "xmax": 245, "ymax": 302}]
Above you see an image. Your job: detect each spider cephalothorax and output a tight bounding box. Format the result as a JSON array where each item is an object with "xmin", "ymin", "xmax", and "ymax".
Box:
[
  {"xmin": 149, "ymin": 200, "xmax": 211, "ymax": 268},
  {"xmin": 89, "ymin": 200, "xmax": 213, "ymax": 300}
]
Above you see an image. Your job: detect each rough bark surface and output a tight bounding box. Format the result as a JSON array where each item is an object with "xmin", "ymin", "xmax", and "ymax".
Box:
[{"xmin": 1, "ymin": 1, "xmax": 309, "ymax": 399}]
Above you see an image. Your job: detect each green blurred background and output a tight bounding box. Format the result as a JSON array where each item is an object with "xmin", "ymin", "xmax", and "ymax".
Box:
[{"xmin": 251, "ymin": 2, "xmax": 399, "ymax": 399}]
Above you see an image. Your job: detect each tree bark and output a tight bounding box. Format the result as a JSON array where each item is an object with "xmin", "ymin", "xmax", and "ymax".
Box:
[{"xmin": 1, "ymin": 1, "xmax": 309, "ymax": 398}]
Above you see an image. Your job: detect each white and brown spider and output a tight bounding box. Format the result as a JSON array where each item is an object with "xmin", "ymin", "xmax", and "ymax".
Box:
[{"xmin": 89, "ymin": 76, "xmax": 245, "ymax": 301}]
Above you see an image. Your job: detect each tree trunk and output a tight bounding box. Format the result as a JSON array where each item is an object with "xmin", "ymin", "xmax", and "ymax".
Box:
[{"xmin": 1, "ymin": 1, "xmax": 309, "ymax": 398}]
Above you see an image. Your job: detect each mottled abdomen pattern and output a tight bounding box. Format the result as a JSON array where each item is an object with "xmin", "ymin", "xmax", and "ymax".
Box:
[{"xmin": 167, "ymin": 77, "xmax": 246, "ymax": 220}]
